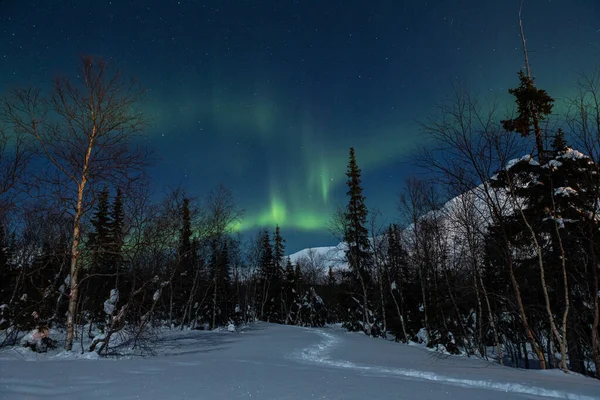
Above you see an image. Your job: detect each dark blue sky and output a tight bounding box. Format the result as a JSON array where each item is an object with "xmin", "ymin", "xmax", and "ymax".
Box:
[{"xmin": 1, "ymin": 0, "xmax": 598, "ymax": 252}]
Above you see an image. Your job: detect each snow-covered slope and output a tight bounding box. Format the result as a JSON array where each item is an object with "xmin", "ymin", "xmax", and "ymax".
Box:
[
  {"xmin": 288, "ymin": 242, "xmax": 348, "ymax": 271},
  {"xmin": 2, "ymin": 323, "xmax": 598, "ymax": 399}
]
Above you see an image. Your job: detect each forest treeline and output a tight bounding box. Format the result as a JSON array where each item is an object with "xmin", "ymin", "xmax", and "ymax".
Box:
[{"xmin": 1, "ymin": 56, "xmax": 600, "ymax": 379}]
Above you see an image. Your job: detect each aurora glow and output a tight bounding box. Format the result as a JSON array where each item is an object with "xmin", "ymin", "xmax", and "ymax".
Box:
[{"xmin": 1, "ymin": 0, "xmax": 598, "ymax": 251}]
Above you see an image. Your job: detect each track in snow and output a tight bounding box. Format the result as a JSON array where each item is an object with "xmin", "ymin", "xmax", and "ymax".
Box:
[{"xmin": 294, "ymin": 329, "xmax": 598, "ymax": 400}]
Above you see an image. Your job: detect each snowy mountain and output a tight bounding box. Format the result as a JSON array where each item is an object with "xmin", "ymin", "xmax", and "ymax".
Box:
[{"xmin": 287, "ymin": 242, "xmax": 348, "ymax": 271}]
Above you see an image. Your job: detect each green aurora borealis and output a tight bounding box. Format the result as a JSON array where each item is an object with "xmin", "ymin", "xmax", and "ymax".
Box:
[{"xmin": 144, "ymin": 84, "xmax": 424, "ymax": 235}]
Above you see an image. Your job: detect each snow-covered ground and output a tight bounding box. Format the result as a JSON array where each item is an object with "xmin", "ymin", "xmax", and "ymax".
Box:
[{"xmin": 1, "ymin": 323, "xmax": 599, "ymax": 399}]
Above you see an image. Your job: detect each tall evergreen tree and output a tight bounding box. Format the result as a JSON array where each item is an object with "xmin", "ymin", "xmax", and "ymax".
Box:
[
  {"xmin": 89, "ymin": 187, "xmax": 112, "ymax": 273},
  {"xmin": 343, "ymin": 147, "xmax": 373, "ymax": 334},
  {"xmin": 345, "ymin": 148, "xmax": 370, "ymax": 264},
  {"xmin": 178, "ymin": 198, "xmax": 193, "ymax": 271},
  {"xmin": 86, "ymin": 187, "xmax": 114, "ymax": 328},
  {"xmin": 257, "ymin": 229, "xmax": 273, "ymax": 320},
  {"xmin": 210, "ymin": 238, "xmax": 232, "ymax": 328},
  {"xmin": 273, "ymin": 225, "xmax": 285, "ymax": 319},
  {"xmin": 325, "ymin": 266, "xmax": 339, "ymax": 323},
  {"xmin": 294, "ymin": 262, "xmax": 303, "ymax": 294},
  {"xmin": 273, "ymin": 226, "xmax": 285, "ymax": 270},
  {"xmin": 109, "ymin": 187, "xmax": 125, "ymax": 288},
  {"xmin": 173, "ymin": 198, "xmax": 194, "ymax": 322},
  {"xmin": 283, "ymin": 257, "xmax": 298, "ymax": 324}
]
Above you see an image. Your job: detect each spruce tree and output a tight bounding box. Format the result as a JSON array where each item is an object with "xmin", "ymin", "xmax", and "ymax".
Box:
[
  {"xmin": 173, "ymin": 198, "xmax": 194, "ymax": 323},
  {"xmin": 345, "ymin": 148, "xmax": 370, "ymax": 264},
  {"xmin": 109, "ymin": 187, "xmax": 125, "ymax": 288},
  {"xmin": 326, "ymin": 266, "xmax": 338, "ymax": 323},
  {"xmin": 89, "ymin": 187, "xmax": 112, "ymax": 273},
  {"xmin": 327, "ymin": 267, "xmax": 336, "ymax": 287},
  {"xmin": 210, "ymin": 238, "xmax": 232, "ymax": 328},
  {"xmin": 343, "ymin": 147, "xmax": 373, "ymax": 334},
  {"xmin": 294, "ymin": 262, "xmax": 303, "ymax": 293},
  {"xmin": 257, "ymin": 230, "xmax": 273, "ymax": 320},
  {"xmin": 502, "ymin": 71, "xmax": 554, "ymax": 162},
  {"xmin": 86, "ymin": 187, "xmax": 113, "ymax": 328},
  {"xmin": 272, "ymin": 225, "xmax": 285, "ymax": 320},
  {"xmin": 178, "ymin": 198, "xmax": 193, "ymax": 271},
  {"xmin": 283, "ymin": 257, "xmax": 297, "ymax": 324}
]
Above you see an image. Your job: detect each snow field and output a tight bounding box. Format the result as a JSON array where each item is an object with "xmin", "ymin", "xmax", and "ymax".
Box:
[{"xmin": 1, "ymin": 323, "xmax": 599, "ymax": 399}]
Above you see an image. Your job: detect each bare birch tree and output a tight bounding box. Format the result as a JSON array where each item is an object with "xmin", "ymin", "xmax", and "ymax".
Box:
[
  {"xmin": 399, "ymin": 178, "xmax": 432, "ymax": 345},
  {"xmin": 369, "ymin": 209, "xmax": 388, "ymax": 337},
  {"xmin": 2, "ymin": 56, "xmax": 148, "ymax": 350}
]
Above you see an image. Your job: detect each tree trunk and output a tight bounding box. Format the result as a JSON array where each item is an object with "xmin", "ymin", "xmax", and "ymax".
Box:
[
  {"xmin": 505, "ymin": 240, "xmax": 546, "ymax": 369},
  {"xmin": 65, "ymin": 98, "xmax": 98, "ymax": 351},
  {"xmin": 413, "ymin": 222, "xmax": 431, "ymax": 344},
  {"xmin": 549, "ymin": 184, "xmax": 570, "ymax": 372},
  {"xmin": 520, "ymin": 208, "xmax": 567, "ymax": 371},
  {"xmin": 478, "ymin": 269, "xmax": 502, "ymax": 365},
  {"xmin": 212, "ymin": 272, "xmax": 217, "ymax": 329},
  {"xmin": 260, "ymin": 281, "xmax": 270, "ymax": 321},
  {"xmin": 168, "ymin": 283, "xmax": 174, "ymax": 328},
  {"xmin": 387, "ymin": 273, "xmax": 408, "ymax": 343},
  {"xmin": 523, "ymin": 341, "xmax": 530, "ymax": 369},
  {"xmin": 443, "ymin": 266, "xmax": 470, "ymax": 354},
  {"xmin": 567, "ymin": 320, "xmax": 586, "ymax": 373},
  {"xmin": 417, "ymin": 261, "xmax": 431, "ymax": 344},
  {"xmin": 65, "ymin": 182, "xmax": 87, "ymax": 350},
  {"xmin": 181, "ymin": 265, "xmax": 201, "ymax": 329},
  {"xmin": 358, "ymin": 271, "xmax": 372, "ymax": 335},
  {"xmin": 503, "ymin": 172, "xmax": 554, "ymax": 370},
  {"xmin": 374, "ymin": 255, "xmax": 387, "ymax": 338},
  {"xmin": 473, "ymin": 270, "xmax": 484, "ymax": 357},
  {"xmin": 547, "ymin": 331, "xmax": 555, "ymax": 369}
]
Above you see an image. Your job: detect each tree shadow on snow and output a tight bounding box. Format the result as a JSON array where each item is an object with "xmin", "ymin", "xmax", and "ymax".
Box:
[{"xmin": 153, "ymin": 330, "xmax": 239, "ymax": 357}]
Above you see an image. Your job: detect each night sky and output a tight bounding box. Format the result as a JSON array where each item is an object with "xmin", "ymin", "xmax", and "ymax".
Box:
[{"xmin": 1, "ymin": 1, "xmax": 598, "ymax": 252}]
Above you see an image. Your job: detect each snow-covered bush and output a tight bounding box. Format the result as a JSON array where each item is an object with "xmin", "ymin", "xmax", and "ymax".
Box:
[
  {"xmin": 21, "ymin": 323, "xmax": 57, "ymax": 353},
  {"xmin": 297, "ymin": 287, "xmax": 327, "ymax": 327}
]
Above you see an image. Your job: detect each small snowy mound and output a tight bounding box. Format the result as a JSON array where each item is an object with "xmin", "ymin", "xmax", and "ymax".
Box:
[{"xmin": 21, "ymin": 327, "xmax": 57, "ymax": 353}]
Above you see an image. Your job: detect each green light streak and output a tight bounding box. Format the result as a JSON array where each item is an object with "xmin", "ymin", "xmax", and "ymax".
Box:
[
  {"xmin": 261, "ymin": 195, "xmax": 286, "ymax": 225},
  {"xmin": 232, "ymin": 197, "xmax": 330, "ymax": 232},
  {"xmin": 320, "ymin": 163, "xmax": 330, "ymax": 203}
]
